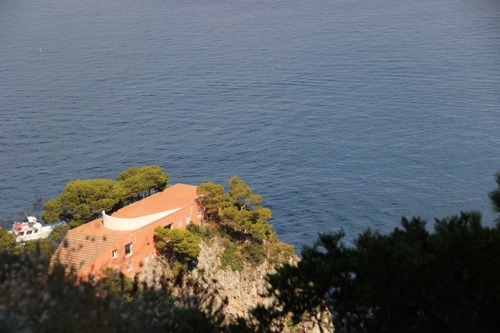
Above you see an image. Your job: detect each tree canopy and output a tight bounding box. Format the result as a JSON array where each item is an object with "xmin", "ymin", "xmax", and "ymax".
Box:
[
  {"xmin": 117, "ymin": 165, "xmax": 168, "ymax": 202},
  {"xmin": 196, "ymin": 181, "xmax": 225, "ymax": 217},
  {"xmin": 154, "ymin": 227, "xmax": 201, "ymax": 262},
  {"xmin": 197, "ymin": 176, "xmax": 273, "ymax": 240},
  {"xmin": 42, "ymin": 179, "xmax": 123, "ymax": 227},
  {"xmin": 42, "ymin": 166, "xmax": 168, "ymax": 227}
]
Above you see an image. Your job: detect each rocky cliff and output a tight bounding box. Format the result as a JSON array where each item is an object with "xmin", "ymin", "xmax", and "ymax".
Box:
[{"xmin": 142, "ymin": 237, "xmax": 333, "ymax": 332}]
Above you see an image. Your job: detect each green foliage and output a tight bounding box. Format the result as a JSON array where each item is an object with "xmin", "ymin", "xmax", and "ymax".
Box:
[
  {"xmin": 0, "ymin": 227, "xmax": 16, "ymax": 250},
  {"xmin": 268, "ymin": 241, "xmax": 295, "ymax": 266},
  {"xmin": 49, "ymin": 224, "xmax": 70, "ymax": 242},
  {"xmin": 220, "ymin": 246, "xmax": 243, "ymax": 272},
  {"xmin": 257, "ymin": 212, "xmax": 500, "ymax": 333},
  {"xmin": 197, "ymin": 181, "xmax": 225, "ymax": 217},
  {"xmin": 13, "ymin": 238, "xmax": 59, "ymax": 259},
  {"xmin": 154, "ymin": 227, "xmax": 201, "ymax": 262},
  {"xmin": 42, "ymin": 166, "xmax": 168, "ymax": 227},
  {"xmin": 219, "ymin": 206, "xmax": 253, "ymax": 232},
  {"xmin": 40, "ymin": 198, "xmax": 62, "ymax": 223},
  {"xmin": 276, "ymin": 242, "xmax": 295, "ymax": 257},
  {"xmin": 100, "ymin": 267, "xmax": 135, "ymax": 301},
  {"xmin": 241, "ymin": 241, "xmax": 267, "ymax": 267},
  {"xmin": 187, "ymin": 223, "xmax": 220, "ymax": 240},
  {"xmin": 42, "ymin": 179, "xmax": 122, "ymax": 226},
  {"xmin": 171, "ymin": 261, "xmax": 188, "ymax": 276},
  {"xmin": 197, "ymin": 177, "xmax": 274, "ymax": 240},
  {"xmin": 117, "ymin": 165, "xmax": 168, "ymax": 202},
  {"xmin": 227, "ymin": 176, "xmax": 262, "ymax": 210}
]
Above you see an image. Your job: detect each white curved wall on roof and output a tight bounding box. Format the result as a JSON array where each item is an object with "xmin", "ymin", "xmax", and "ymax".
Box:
[{"xmin": 102, "ymin": 208, "xmax": 180, "ymax": 231}]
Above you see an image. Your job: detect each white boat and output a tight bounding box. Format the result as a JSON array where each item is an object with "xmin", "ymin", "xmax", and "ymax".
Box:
[{"xmin": 10, "ymin": 216, "xmax": 53, "ymax": 243}]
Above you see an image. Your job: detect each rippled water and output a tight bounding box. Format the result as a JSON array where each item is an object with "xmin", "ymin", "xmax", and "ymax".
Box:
[{"xmin": 1, "ymin": 0, "xmax": 499, "ymax": 250}]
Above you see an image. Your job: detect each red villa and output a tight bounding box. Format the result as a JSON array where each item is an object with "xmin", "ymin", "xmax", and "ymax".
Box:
[{"xmin": 50, "ymin": 183, "xmax": 204, "ymax": 280}]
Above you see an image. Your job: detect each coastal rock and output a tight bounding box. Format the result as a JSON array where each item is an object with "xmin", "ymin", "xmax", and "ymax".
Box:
[{"xmin": 141, "ymin": 237, "xmax": 333, "ymax": 332}]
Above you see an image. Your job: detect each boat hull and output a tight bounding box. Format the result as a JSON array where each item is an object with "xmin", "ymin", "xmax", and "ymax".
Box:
[{"xmin": 14, "ymin": 227, "xmax": 52, "ymax": 242}]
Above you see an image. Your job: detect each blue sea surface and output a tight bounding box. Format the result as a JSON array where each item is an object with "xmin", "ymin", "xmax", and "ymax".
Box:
[{"xmin": 1, "ymin": 0, "xmax": 499, "ymax": 250}]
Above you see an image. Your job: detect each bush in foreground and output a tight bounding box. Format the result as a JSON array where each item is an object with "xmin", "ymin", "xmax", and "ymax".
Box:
[
  {"xmin": 0, "ymin": 251, "xmax": 252, "ymax": 333},
  {"xmin": 256, "ymin": 212, "xmax": 500, "ymax": 333}
]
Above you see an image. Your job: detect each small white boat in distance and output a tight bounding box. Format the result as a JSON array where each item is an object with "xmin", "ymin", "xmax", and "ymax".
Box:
[{"xmin": 10, "ymin": 216, "xmax": 53, "ymax": 243}]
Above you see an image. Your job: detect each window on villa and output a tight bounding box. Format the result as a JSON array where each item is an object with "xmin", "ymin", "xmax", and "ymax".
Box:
[
  {"xmin": 127, "ymin": 261, "xmax": 133, "ymax": 272},
  {"xmin": 178, "ymin": 218, "xmax": 183, "ymax": 228},
  {"xmin": 125, "ymin": 243, "xmax": 133, "ymax": 257},
  {"xmin": 186, "ymin": 214, "xmax": 191, "ymax": 225},
  {"xmin": 112, "ymin": 249, "xmax": 118, "ymax": 258},
  {"xmin": 164, "ymin": 223, "xmax": 172, "ymax": 229},
  {"xmin": 26, "ymin": 230, "xmax": 32, "ymax": 235},
  {"xmin": 197, "ymin": 209, "xmax": 203, "ymax": 218},
  {"xmin": 115, "ymin": 266, "xmax": 119, "ymax": 272}
]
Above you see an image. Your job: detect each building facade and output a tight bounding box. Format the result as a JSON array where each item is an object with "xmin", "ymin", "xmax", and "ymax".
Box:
[{"xmin": 50, "ymin": 183, "xmax": 204, "ymax": 280}]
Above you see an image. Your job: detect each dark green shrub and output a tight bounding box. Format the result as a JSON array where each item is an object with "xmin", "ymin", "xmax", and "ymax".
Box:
[
  {"xmin": 154, "ymin": 227, "xmax": 201, "ymax": 261},
  {"xmin": 187, "ymin": 223, "xmax": 220, "ymax": 240},
  {"xmin": 172, "ymin": 261, "xmax": 188, "ymax": 276},
  {"xmin": 242, "ymin": 241, "xmax": 267, "ymax": 267},
  {"xmin": 220, "ymin": 246, "xmax": 243, "ymax": 272},
  {"xmin": 99, "ymin": 267, "xmax": 136, "ymax": 301},
  {"xmin": 269, "ymin": 242, "xmax": 295, "ymax": 265}
]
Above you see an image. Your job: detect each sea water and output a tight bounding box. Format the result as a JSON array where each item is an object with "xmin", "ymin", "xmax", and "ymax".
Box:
[{"xmin": 1, "ymin": 0, "xmax": 499, "ymax": 250}]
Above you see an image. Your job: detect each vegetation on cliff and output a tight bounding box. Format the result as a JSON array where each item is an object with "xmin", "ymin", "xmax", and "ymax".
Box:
[{"xmin": 197, "ymin": 176, "xmax": 274, "ymax": 240}]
